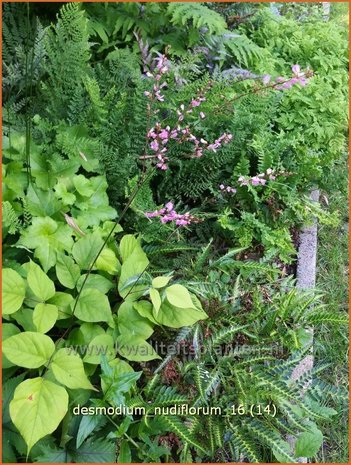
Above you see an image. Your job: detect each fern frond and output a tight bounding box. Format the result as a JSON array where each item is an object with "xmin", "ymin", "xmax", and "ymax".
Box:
[
  {"xmin": 244, "ymin": 419, "xmax": 295, "ymax": 463},
  {"xmin": 167, "ymin": 3, "xmax": 227, "ymax": 35},
  {"xmin": 228, "ymin": 423, "xmax": 261, "ymax": 463},
  {"xmin": 159, "ymin": 416, "xmax": 209, "ymax": 454}
]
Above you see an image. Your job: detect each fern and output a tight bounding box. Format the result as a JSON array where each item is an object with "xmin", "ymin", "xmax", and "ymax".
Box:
[
  {"xmin": 167, "ymin": 3, "xmax": 227, "ymax": 35},
  {"xmin": 3, "ymin": 201, "xmax": 22, "ymax": 235},
  {"xmin": 243, "ymin": 419, "xmax": 295, "ymax": 463},
  {"xmin": 228, "ymin": 423, "xmax": 261, "ymax": 463},
  {"xmin": 159, "ymin": 416, "xmax": 208, "ymax": 454}
]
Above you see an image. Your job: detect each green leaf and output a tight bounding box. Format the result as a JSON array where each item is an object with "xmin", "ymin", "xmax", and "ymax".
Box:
[
  {"xmin": 116, "ymin": 336, "xmax": 160, "ymax": 362},
  {"xmin": 73, "ymin": 174, "xmax": 94, "ymax": 197},
  {"xmin": 74, "ymin": 288, "xmax": 112, "ymax": 323},
  {"xmin": 133, "ymin": 300, "xmax": 157, "ymax": 324},
  {"xmin": 48, "ymin": 292, "xmax": 74, "ymax": 320},
  {"xmin": 119, "ymin": 234, "xmax": 140, "ymax": 262},
  {"xmin": 95, "ymin": 248, "xmax": 120, "ymax": 275},
  {"xmin": 79, "ymin": 322, "xmax": 106, "ymax": 344},
  {"xmin": 2, "ymin": 268, "xmax": 26, "ymax": 314},
  {"xmin": 27, "ymin": 261, "xmax": 56, "ymax": 301},
  {"xmin": 51, "ymin": 348, "xmax": 95, "ymax": 390},
  {"xmin": 76, "ymin": 273, "xmax": 114, "ymax": 294},
  {"xmin": 295, "ymin": 428, "xmax": 323, "ymax": 458},
  {"xmin": 83, "ymin": 334, "xmax": 115, "ymax": 365},
  {"xmin": 26, "ymin": 184, "xmax": 62, "ymax": 217},
  {"xmin": 156, "ymin": 294, "xmax": 208, "ymax": 328},
  {"xmin": 165, "ymin": 284, "xmax": 196, "ymax": 309},
  {"xmin": 2, "ymin": 324, "xmax": 21, "ymax": 368},
  {"xmin": 72, "ymin": 232, "xmax": 104, "ymax": 270},
  {"xmin": 118, "ymin": 301, "xmax": 154, "ymax": 339},
  {"xmin": 76, "ymin": 414, "xmax": 107, "ymax": 449},
  {"xmin": 33, "ymin": 303, "xmax": 58, "ymax": 333},
  {"xmin": 72, "ymin": 437, "xmax": 116, "ymax": 463},
  {"xmin": 118, "ymin": 440, "xmax": 131, "ymax": 463},
  {"xmin": 10, "ymin": 377, "xmax": 68, "ymax": 454},
  {"xmin": 3, "ymin": 332, "xmax": 55, "ymax": 368},
  {"xmin": 56, "ymin": 254, "xmax": 80, "ymax": 289},
  {"xmin": 152, "ymin": 276, "xmax": 172, "ymax": 288},
  {"xmin": 118, "ymin": 245, "xmax": 149, "ymax": 301},
  {"xmin": 150, "ymin": 288, "xmax": 161, "ymax": 316},
  {"xmin": 18, "ymin": 217, "xmax": 73, "ymax": 271}
]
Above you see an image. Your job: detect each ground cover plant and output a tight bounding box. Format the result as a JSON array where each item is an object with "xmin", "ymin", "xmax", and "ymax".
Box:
[{"xmin": 2, "ymin": 2, "xmax": 349, "ymax": 463}]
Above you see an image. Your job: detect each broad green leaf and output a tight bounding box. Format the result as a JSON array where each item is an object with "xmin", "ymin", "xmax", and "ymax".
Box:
[
  {"xmin": 74, "ymin": 288, "xmax": 112, "ymax": 323},
  {"xmin": 118, "ymin": 247, "xmax": 149, "ymax": 301},
  {"xmin": 55, "ymin": 254, "xmax": 80, "ymax": 289},
  {"xmin": 33, "ymin": 303, "xmax": 58, "ymax": 333},
  {"xmin": 27, "ymin": 261, "xmax": 55, "ymax": 301},
  {"xmin": 11, "ymin": 307, "xmax": 36, "ymax": 331},
  {"xmin": 18, "ymin": 217, "xmax": 73, "ymax": 271},
  {"xmin": 118, "ymin": 301, "xmax": 154, "ymax": 339},
  {"xmin": 51, "ymin": 348, "xmax": 95, "ymax": 390},
  {"xmin": 76, "ymin": 273, "xmax": 114, "ymax": 294},
  {"xmin": 116, "ymin": 336, "xmax": 160, "ymax": 362},
  {"xmin": 133, "ymin": 301, "xmax": 157, "ymax": 324},
  {"xmin": 165, "ymin": 284, "xmax": 196, "ymax": 309},
  {"xmin": 150, "ymin": 288, "xmax": 161, "ymax": 316},
  {"xmin": 155, "ymin": 295, "xmax": 208, "ymax": 328},
  {"xmin": 83, "ymin": 334, "xmax": 115, "ymax": 365},
  {"xmin": 26, "ymin": 184, "xmax": 62, "ymax": 217},
  {"xmin": 152, "ymin": 276, "xmax": 172, "ymax": 289},
  {"xmin": 2, "ymin": 268, "xmax": 26, "ymax": 314},
  {"xmin": 95, "ymin": 248, "xmax": 120, "ymax": 275},
  {"xmin": 79, "ymin": 322, "xmax": 105, "ymax": 344},
  {"xmin": 54, "ymin": 181, "xmax": 76, "ymax": 206},
  {"xmin": 72, "ymin": 232, "xmax": 104, "ymax": 270},
  {"xmin": 119, "ymin": 235, "xmax": 139, "ymax": 262},
  {"xmin": 73, "ymin": 176, "xmax": 117, "ymax": 229},
  {"xmin": 73, "ymin": 174, "xmax": 94, "ymax": 197},
  {"xmin": 10, "ymin": 377, "xmax": 68, "ymax": 453},
  {"xmin": 47, "ymin": 292, "xmax": 74, "ymax": 320},
  {"xmin": 295, "ymin": 428, "xmax": 323, "ymax": 458},
  {"xmin": 2, "ymin": 323, "xmax": 21, "ymax": 368},
  {"xmin": 3, "ymin": 332, "xmax": 55, "ymax": 368}
]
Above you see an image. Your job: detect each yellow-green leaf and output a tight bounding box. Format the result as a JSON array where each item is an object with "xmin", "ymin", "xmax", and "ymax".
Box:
[
  {"xmin": 10, "ymin": 377, "xmax": 68, "ymax": 454},
  {"xmin": 152, "ymin": 276, "xmax": 172, "ymax": 289},
  {"xmin": 165, "ymin": 284, "xmax": 196, "ymax": 309},
  {"xmin": 95, "ymin": 248, "xmax": 120, "ymax": 275},
  {"xmin": 74, "ymin": 288, "xmax": 112, "ymax": 322},
  {"xmin": 33, "ymin": 303, "xmax": 58, "ymax": 333},
  {"xmin": 51, "ymin": 348, "xmax": 96, "ymax": 390},
  {"xmin": 150, "ymin": 288, "xmax": 161, "ymax": 316},
  {"xmin": 3, "ymin": 332, "xmax": 55, "ymax": 368},
  {"xmin": 27, "ymin": 261, "xmax": 55, "ymax": 301},
  {"xmin": 2, "ymin": 268, "xmax": 26, "ymax": 315}
]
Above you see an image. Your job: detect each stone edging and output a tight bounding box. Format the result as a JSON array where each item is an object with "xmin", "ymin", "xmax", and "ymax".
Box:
[{"xmin": 287, "ymin": 189, "xmax": 320, "ymax": 463}]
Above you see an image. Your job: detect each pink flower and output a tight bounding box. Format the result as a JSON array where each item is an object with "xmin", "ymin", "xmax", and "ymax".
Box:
[
  {"xmin": 219, "ymin": 184, "xmax": 225, "ymax": 190},
  {"xmin": 251, "ymin": 177, "xmax": 261, "ymax": 186},
  {"xmin": 150, "ymin": 140, "xmax": 159, "ymax": 151},
  {"xmin": 191, "ymin": 99, "xmax": 201, "ymax": 107},
  {"xmin": 159, "ymin": 129, "xmax": 169, "ymax": 140},
  {"xmin": 292, "ymin": 64, "xmax": 301, "ymax": 75},
  {"xmin": 165, "ymin": 202, "xmax": 174, "ymax": 211},
  {"xmin": 262, "ymin": 74, "xmax": 271, "ymax": 85}
]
